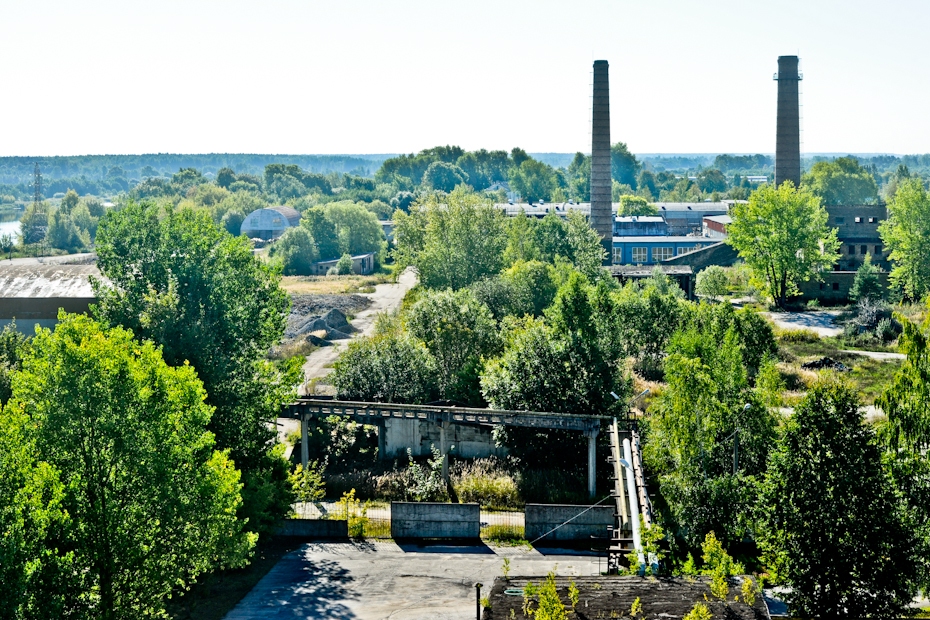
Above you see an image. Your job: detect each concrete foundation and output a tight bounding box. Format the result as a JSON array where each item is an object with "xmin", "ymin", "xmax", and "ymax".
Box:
[
  {"xmin": 381, "ymin": 419, "xmax": 506, "ymax": 460},
  {"xmin": 390, "ymin": 502, "xmax": 480, "ymax": 540},
  {"xmin": 524, "ymin": 504, "xmax": 615, "ymax": 543}
]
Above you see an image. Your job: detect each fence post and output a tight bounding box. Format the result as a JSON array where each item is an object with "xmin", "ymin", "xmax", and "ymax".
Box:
[{"xmin": 475, "ymin": 582, "xmax": 483, "ymax": 619}]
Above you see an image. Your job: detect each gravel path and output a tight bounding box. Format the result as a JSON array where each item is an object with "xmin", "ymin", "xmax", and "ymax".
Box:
[{"xmin": 762, "ymin": 310, "xmax": 843, "ymax": 337}]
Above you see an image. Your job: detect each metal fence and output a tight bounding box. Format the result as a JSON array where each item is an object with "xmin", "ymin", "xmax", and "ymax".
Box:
[{"xmin": 290, "ymin": 502, "xmax": 524, "ymax": 542}]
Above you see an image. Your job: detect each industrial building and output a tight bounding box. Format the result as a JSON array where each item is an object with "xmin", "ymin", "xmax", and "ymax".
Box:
[
  {"xmin": 0, "ymin": 265, "xmax": 102, "ymax": 333},
  {"xmin": 240, "ymin": 206, "xmax": 301, "ymax": 240}
]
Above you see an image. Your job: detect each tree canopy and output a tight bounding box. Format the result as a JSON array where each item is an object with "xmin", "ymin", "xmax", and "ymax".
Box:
[
  {"xmin": 802, "ymin": 157, "xmax": 880, "ymax": 206},
  {"xmin": 879, "ymin": 178, "xmax": 930, "ymax": 301},
  {"xmin": 727, "ymin": 182, "xmax": 840, "ymax": 307}
]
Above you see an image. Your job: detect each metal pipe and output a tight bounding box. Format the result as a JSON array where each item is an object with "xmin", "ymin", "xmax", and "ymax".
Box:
[{"xmin": 623, "ymin": 438, "xmax": 644, "ymax": 566}]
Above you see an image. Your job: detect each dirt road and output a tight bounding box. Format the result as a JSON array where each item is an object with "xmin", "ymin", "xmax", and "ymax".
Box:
[{"xmin": 298, "ymin": 268, "xmax": 417, "ymax": 394}]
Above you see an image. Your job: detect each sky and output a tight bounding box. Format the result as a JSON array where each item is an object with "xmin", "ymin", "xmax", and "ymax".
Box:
[{"xmin": 1, "ymin": 0, "xmax": 928, "ymax": 157}]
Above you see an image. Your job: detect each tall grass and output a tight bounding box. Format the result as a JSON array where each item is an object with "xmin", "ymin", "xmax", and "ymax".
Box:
[{"xmin": 452, "ymin": 458, "xmax": 521, "ymax": 510}]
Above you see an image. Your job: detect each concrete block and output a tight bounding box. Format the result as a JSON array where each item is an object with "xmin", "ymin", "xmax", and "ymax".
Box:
[
  {"xmin": 390, "ymin": 502, "xmax": 480, "ymax": 540},
  {"xmin": 524, "ymin": 504, "xmax": 614, "ymax": 543},
  {"xmin": 275, "ymin": 519, "xmax": 349, "ymax": 540}
]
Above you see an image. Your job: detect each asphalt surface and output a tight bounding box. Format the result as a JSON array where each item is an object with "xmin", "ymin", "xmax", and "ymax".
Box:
[
  {"xmin": 223, "ymin": 541, "xmax": 604, "ymax": 620},
  {"xmin": 762, "ymin": 310, "xmax": 843, "ymax": 337}
]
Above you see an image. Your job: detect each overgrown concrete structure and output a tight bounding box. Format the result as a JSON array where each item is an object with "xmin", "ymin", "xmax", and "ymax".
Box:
[
  {"xmin": 590, "ymin": 60, "xmax": 613, "ymax": 262},
  {"xmin": 774, "ymin": 55, "xmax": 802, "ymax": 188}
]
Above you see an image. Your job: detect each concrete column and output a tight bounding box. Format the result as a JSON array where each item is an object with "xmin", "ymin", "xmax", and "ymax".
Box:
[
  {"xmin": 377, "ymin": 421, "xmax": 386, "ymax": 461},
  {"xmin": 440, "ymin": 420, "xmax": 451, "ymax": 482},
  {"xmin": 300, "ymin": 413, "xmax": 309, "ymax": 470},
  {"xmin": 585, "ymin": 428, "xmax": 599, "ymax": 498}
]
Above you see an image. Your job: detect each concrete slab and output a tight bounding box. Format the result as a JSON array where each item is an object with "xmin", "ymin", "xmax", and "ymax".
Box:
[{"xmin": 223, "ymin": 541, "xmax": 604, "ymax": 620}]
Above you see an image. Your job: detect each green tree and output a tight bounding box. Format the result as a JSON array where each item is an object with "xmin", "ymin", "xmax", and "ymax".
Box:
[
  {"xmin": 302, "ymin": 207, "xmax": 341, "ymax": 260},
  {"xmin": 613, "ymin": 272, "xmax": 686, "ymax": 378},
  {"xmin": 70, "ymin": 203, "xmax": 99, "ymax": 240},
  {"xmin": 393, "ymin": 187, "xmax": 507, "ymax": 290},
  {"xmin": 695, "ymin": 265, "xmax": 729, "ymax": 301},
  {"xmin": 611, "ymin": 142, "xmax": 641, "ymax": 188},
  {"xmin": 19, "ymin": 203, "xmax": 48, "ymax": 247},
  {"xmin": 802, "ymin": 157, "xmax": 880, "ymax": 205},
  {"xmin": 331, "ymin": 331, "xmax": 437, "ymax": 403},
  {"xmin": 849, "ymin": 253, "xmax": 882, "ymax": 302},
  {"xmin": 216, "ymin": 167, "xmax": 237, "ymax": 189},
  {"xmin": 323, "ymin": 201, "xmax": 384, "ymax": 258},
  {"xmin": 0, "ymin": 323, "xmax": 29, "ymax": 405},
  {"xmin": 11, "ymin": 314, "xmax": 254, "ymax": 620},
  {"xmin": 46, "ymin": 210, "xmax": 87, "ymax": 252},
  {"xmin": 879, "ymin": 178, "xmax": 930, "ymax": 301},
  {"xmin": 336, "ymin": 252, "xmax": 353, "ymax": 275},
  {"xmin": 221, "ymin": 209, "xmax": 245, "ymax": 236},
  {"xmin": 696, "ymin": 169, "xmax": 728, "ymax": 194},
  {"xmin": 0, "ymin": 394, "xmax": 68, "ymax": 620},
  {"xmin": 59, "ymin": 189, "xmax": 79, "ymax": 214},
  {"xmin": 270, "ymin": 226, "xmax": 319, "ymax": 275},
  {"xmin": 727, "ymin": 182, "xmax": 840, "ymax": 308},
  {"xmin": 421, "ymin": 161, "xmax": 467, "ymax": 192},
  {"xmin": 500, "ymin": 260, "xmax": 558, "ymax": 318},
  {"xmin": 406, "ymin": 288, "xmax": 499, "ymax": 405},
  {"xmin": 533, "ymin": 211, "xmax": 573, "ymax": 264},
  {"xmin": 565, "ymin": 210, "xmax": 607, "ymax": 279},
  {"xmin": 92, "ymin": 202, "xmax": 298, "ymax": 535},
  {"xmin": 508, "ymin": 159, "xmax": 555, "ymax": 203},
  {"xmin": 757, "ymin": 377, "xmax": 919, "ymax": 618},
  {"xmin": 618, "ymin": 194, "xmax": 657, "ymax": 216}
]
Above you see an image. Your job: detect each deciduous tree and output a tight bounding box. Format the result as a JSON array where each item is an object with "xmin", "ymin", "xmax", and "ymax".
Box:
[
  {"xmin": 879, "ymin": 178, "xmax": 930, "ymax": 301},
  {"xmin": 726, "ymin": 182, "xmax": 840, "ymax": 307}
]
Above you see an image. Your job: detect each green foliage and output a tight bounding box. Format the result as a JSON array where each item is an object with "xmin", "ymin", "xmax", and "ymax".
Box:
[
  {"xmin": 500, "ymin": 260, "xmax": 558, "ymax": 318},
  {"xmin": 339, "ymin": 489, "xmax": 370, "ymax": 538},
  {"xmin": 682, "ymin": 602, "xmax": 712, "ymax": 620},
  {"xmin": 404, "ymin": 446, "xmax": 448, "ymax": 502},
  {"xmin": 270, "ymin": 226, "xmax": 320, "ymax": 275},
  {"xmin": 740, "ymin": 576, "xmax": 757, "ymax": 607},
  {"xmin": 406, "ymin": 287, "xmax": 499, "ymax": 405},
  {"xmin": 393, "ymin": 187, "xmax": 507, "ymax": 290},
  {"xmin": 534, "ymin": 572, "xmax": 567, "ymax": 620},
  {"xmin": 0, "ymin": 323, "xmax": 29, "ymax": 405},
  {"xmin": 0, "ymin": 387, "xmax": 68, "ymax": 620},
  {"xmin": 611, "ymin": 142, "xmax": 641, "ymax": 188},
  {"xmin": 564, "ymin": 210, "xmax": 606, "ymax": 280},
  {"xmin": 502, "ymin": 557, "xmax": 511, "ymax": 579},
  {"xmin": 336, "ymin": 252, "xmax": 353, "ymax": 275},
  {"xmin": 568, "ymin": 580, "xmax": 579, "ymax": 610},
  {"xmin": 10, "ymin": 314, "xmax": 254, "ymax": 619},
  {"xmin": 700, "ymin": 531, "xmax": 743, "ymax": 600},
  {"xmin": 757, "ymin": 377, "xmax": 919, "ymax": 618},
  {"xmin": 509, "ymin": 159, "xmax": 556, "ymax": 203},
  {"xmin": 612, "ymin": 271, "xmax": 686, "ymax": 378},
  {"xmin": 850, "ymin": 252, "xmax": 883, "ymax": 302},
  {"xmin": 46, "ymin": 209, "xmax": 88, "ymax": 252},
  {"xmin": 302, "ymin": 207, "xmax": 341, "ymax": 260},
  {"xmin": 451, "ymin": 458, "xmax": 521, "ymax": 510},
  {"xmin": 323, "ymin": 201, "xmax": 384, "ymax": 258},
  {"xmin": 291, "ymin": 461, "xmax": 326, "ymax": 502},
  {"xmin": 878, "ymin": 307, "xmax": 930, "ymax": 450},
  {"xmin": 93, "ymin": 201, "xmax": 297, "ymax": 535},
  {"xmin": 727, "ymin": 182, "xmax": 840, "ymax": 307},
  {"xmin": 618, "ymin": 194, "xmax": 657, "ymax": 216},
  {"xmin": 802, "ymin": 156, "xmax": 880, "ymax": 205},
  {"xmin": 331, "ymin": 331, "xmax": 437, "ymax": 403},
  {"xmin": 19, "ymin": 203, "xmax": 48, "ymax": 246},
  {"xmin": 695, "ymin": 265, "xmax": 729, "ymax": 301},
  {"xmin": 879, "ymin": 178, "xmax": 930, "ymax": 301},
  {"xmin": 422, "ymin": 161, "xmax": 467, "ymax": 192}
]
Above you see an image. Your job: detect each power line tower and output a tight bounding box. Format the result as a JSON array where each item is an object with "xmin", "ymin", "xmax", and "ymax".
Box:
[
  {"xmin": 25, "ymin": 162, "xmax": 49, "ymax": 257},
  {"xmin": 33, "ymin": 162, "xmax": 43, "ymax": 206}
]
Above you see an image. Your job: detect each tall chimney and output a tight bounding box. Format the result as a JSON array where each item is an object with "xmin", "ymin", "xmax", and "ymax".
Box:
[
  {"xmin": 590, "ymin": 60, "xmax": 613, "ymax": 263},
  {"xmin": 774, "ymin": 55, "xmax": 802, "ymax": 188}
]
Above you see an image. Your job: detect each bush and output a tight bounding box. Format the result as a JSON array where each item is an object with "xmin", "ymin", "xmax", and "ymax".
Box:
[
  {"xmin": 777, "ymin": 328, "xmax": 821, "ymax": 343},
  {"xmin": 336, "ymin": 253, "xmax": 353, "ymax": 275},
  {"xmin": 271, "ymin": 226, "xmax": 319, "ymax": 275},
  {"xmin": 451, "ymin": 458, "xmax": 522, "ymax": 509}
]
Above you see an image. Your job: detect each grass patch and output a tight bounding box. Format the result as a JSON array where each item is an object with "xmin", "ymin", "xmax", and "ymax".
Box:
[
  {"xmin": 482, "ymin": 523, "xmax": 528, "ymax": 545},
  {"xmin": 280, "ymin": 273, "xmax": 392, "ymax": 295},
  {"xmin": 452, "ymin": 458, "xmax": 522, "ymax": 510},
  {"xmin": 267, "ymin": 338, "xmax": 317, "ymax": 360}
]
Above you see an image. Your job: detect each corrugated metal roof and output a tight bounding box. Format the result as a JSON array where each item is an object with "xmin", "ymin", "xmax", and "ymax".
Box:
[
  {"xmin": 268, "ymin": 206, "xmax": 301, "ymax": 227},
  {"xmin": 0, "ymin": 265, "xmax": 103, "ymax": 298}
]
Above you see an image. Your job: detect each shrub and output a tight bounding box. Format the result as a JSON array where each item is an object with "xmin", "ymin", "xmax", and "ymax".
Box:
[
  {"xmin": 291, "ymin": 461, "xmax": 326, "ymax": 502},
  {"xmin": 777, "ymin": 327, "xmax": 821, "ymax": 343},
  {"xmin": 451, "ymin": 458, "xmax": 522, "ymax": 509},
  {"xmin": 336, "ymin": 253, "xmax": 353, "ymax": 275}
]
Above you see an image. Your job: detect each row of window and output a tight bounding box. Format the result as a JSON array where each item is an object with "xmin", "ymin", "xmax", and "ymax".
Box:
[
  {"xmin": 847, "ymin": 244, "xmax": 882, "ymax": 256},
  {"xmin": 613, "ymin": 246, "xmax": 704, "ymax": 264}
]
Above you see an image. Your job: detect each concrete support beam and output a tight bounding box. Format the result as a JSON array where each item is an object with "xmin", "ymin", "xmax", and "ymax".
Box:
[
  {"xmin": 585, "ymin": 428, "xmax": 599, "ymax": 498},
  {"xmin": 440, "ymin": 420, "xmax": 451, "ymax": 482},
  {"xmin": 300, "ymin": 413, "xmax": 309, "ymax": 470}
]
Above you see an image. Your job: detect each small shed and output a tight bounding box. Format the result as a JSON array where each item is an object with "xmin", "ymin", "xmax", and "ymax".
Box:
[
  {"xmin": 240, "ymin": 206, "xmax": 301, "ymax": 240},
  {"xmin": 308, "ymin": 252, "xmax": 376, "ymax": 276},
  {"xmin": 0, "ymin": 264, "xmax": 104, "ymax": 333}
]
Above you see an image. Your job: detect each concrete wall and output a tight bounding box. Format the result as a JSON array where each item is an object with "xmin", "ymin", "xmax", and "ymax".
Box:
[
  {"xmin": 826, "ymin": 205, "xmax": 889, "ymax": 271},
  {"xmin": 391, "ymin": 502, "xmax": 480, "ymax": 540},
  {"xmin": 798, "ymin": 271, "xmax": 889, "ymax": 304},
  {"xmin": 381, "ymin": 418, "xmax": 505, "ymax": 460},
  {"xmin": 275, "ymin": 519, "xmax": 349, "ymax": 539},
  {"xmin": 524, "ymin": 504, "xmax": 615, "ymax": 543}
]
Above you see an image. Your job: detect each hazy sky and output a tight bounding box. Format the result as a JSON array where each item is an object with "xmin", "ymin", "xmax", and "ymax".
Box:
[{"xmin": 2, "ymin": 0, "xmax": 928, "ymax": 157}]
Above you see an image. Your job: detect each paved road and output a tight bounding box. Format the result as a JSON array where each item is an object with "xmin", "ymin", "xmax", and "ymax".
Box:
[
  {"xmin": 223, "ymin": 541, "xmax": 603, "ymax": 620},
  {"xmin": 299, "ymin": 268, "xmax": 417, "ymax": 393},
  {"xmin": 762, "ymin": 310, "xmax": 843, "ymax": 337},
  {"xmin": 839, "ymin": 349, "xmax": 906, "ymax": 361}
]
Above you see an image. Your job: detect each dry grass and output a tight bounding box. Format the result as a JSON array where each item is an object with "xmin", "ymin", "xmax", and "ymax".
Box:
[{"xmin": 280, "ymin": 273, "xmax": 392, "ymax": 295}]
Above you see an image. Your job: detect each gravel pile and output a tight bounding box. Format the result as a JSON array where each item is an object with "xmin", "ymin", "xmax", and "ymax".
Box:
[{"xmin": 285, "ymin": 294, "xmax": 370, "ymax": 341}]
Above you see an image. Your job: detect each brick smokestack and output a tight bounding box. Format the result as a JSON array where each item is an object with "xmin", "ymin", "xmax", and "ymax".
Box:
[
  {"xmin": 774, "ymin": 55, "xmax": 802, "ymax": 188},
  {"xmin": 590, "ymin": 60, "xmax": 613, "ymax": 263}
]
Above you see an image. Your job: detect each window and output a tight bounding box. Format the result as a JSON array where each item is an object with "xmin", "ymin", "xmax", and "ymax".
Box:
[
  {"xmin": 819, "ymin": 282, "xmax": 825, "ymax": 290},
  {"xmin": 652, "ymin": 247, "xmax": 674, "ymax": 262},
  {"xmin": 612, "ymin": 247, "xmax": 623, "ymax": 264},
  {"xmin": 632, "ymin": 247, "xmax": 648, "ymax": 263},
  {"xmin": 832, "ymin": 282, "xmax": 840, "ymax": 291},
  {"xmin": 868, "ymin": 217, "xmax": 877, "ymax": 223},
  {"xmin": 861, "ymin": 245, "xmax": 867, "ymax": 255},
  {"xmin": 855, "ymin": 217, "xmax": 862, "ymax": 223},
  {"xmin": 848, "ymin": 245, "xmax": 856, "ymax": 255},
  {"xmin": 677, "ymin": 246, "xmax": 696, "ymax": 255},
  {"xmin": 875, "ymin": 244, "xmax": 882, "ymax": 255},
  {"xmin": 835, "ymin": 217, "xmax": 845, "ymax": 224}
]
